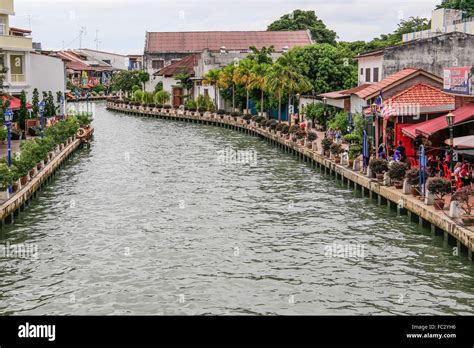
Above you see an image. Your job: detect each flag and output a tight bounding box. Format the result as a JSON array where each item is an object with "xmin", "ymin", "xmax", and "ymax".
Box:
[{"xmin": 381, "ymin": 105, "xmax": 397, "ymax": 119}]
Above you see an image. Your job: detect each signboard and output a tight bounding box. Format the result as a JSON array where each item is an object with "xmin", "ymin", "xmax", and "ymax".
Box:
[{"xmin": 443, "ymin": 66, "xmax": 474, "ymax": 95}]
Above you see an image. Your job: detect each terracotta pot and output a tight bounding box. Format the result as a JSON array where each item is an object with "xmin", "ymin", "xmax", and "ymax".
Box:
[
  {"xmin": 324, "ymin": 150, "xmax": 330, "ymax": 157},
  {"xmin": 461, "ymin": 215, "xmax": 474, "ymax": 226},
  {"xmin": 30, "ymin": 169, "xmax": 36, "ymax": 177},
  {"xmin": 376, "ymin": 173, "xmax": 384, "ymax": 181},
  {"xmin": 20, "ymin": 176, "xmax": 28, "ymax": 186},
  {"xmin": 394, "ymin": 181, "xmax": 403, "ymax": 189},
  {"xmin": 411, "ymin": 187, "xmax": 420, "ymax": 196},
  {"xmin": 434, "ymin": 198, "xmax": 445, "ymax": 210},
  {"xmin": 335, "ymin": 157, "xmax": 341, "ymax": 164},
  {"xmin": 349, "ymin": 160, "xmax": 354, "ymax": 168}
]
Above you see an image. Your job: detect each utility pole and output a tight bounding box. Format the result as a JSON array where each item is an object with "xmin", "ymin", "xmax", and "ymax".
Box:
[
  {"xmin": 79, "ymin": 26, "xmax": 87, "ymax": 49},
  {"xmin": 94, "ymin": 30, "xmax": 102, "ymax": 50}
]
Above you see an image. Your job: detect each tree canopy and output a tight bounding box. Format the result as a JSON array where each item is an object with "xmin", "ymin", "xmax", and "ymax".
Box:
[
  {"xmin": 437, "ymin": 0, "xmax": 474, "ymax": 16},
  {"xmin": 267, "ymin": 9, "xmax": 337, "ymax": 45}
]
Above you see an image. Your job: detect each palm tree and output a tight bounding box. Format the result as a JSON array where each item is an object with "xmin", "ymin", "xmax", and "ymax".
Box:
[
  {"xmin": 265, "ymin": 64, "xmax": 287, "ymax": 123},
  {"xmin": 218, "ymin": 65, "xmax": 237, "ymax": 111},
  {"xmin": 203, "ymin": 69, "xmax": 221, "ymax": 110},
  {"xmin": 233, "ymin": 59, "xmax": 255, "ymax": 113},
  {"xmin": 249, "ymin": 63, "xmax": 270, "ymax": 117}
]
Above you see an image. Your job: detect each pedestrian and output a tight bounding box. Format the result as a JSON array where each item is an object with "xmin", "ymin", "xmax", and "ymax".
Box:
[
  {"xmin": 335, "ymin": 128, "xmax": 342, "ymax": 144},
  {"xmin": 395, "ymin": 141, "xmax": 406, "ymax": 161}
]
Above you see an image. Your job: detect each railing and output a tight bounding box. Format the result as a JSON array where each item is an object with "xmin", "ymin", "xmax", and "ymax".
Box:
[{"xmin": 10, "ymin": 74, "xmax": 25, "ymax": 83}]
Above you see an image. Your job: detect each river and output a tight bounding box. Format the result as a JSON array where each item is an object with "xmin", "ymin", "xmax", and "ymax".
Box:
[{"xmin": 1, "ymin": 102, "xmax": 473, "ymax": 315}]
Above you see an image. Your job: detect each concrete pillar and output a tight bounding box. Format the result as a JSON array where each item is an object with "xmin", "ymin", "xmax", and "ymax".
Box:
[
  {"xmin": 443, "ymin": 231, "xmax": 449, "ymax": 248},
  {"xmin": 425, "ymin": 192, "xmax": 434, "ymax": 206},
  {"xmin": 456, "ymin": 240, "xmax": 461, "ymax": 257},
  {"xmin": 468, "ymin": 248, "xmax": 473, "ymax": 261},
  {"xmin": 449, "ymin": 201, "xmax": 461, "ymax": 219},
  {"xmin": 431, "ymin": 224, "xmax": 436, "ymax": 236},
  {"xmin": 402, "ymin": 180, "xmax": 411, "ymax": 194}
]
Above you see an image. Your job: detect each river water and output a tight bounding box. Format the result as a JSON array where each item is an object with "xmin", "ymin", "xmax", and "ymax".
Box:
[{"xmin": 1, "ymin": 102, "xmax": 473, "ymax": 315}]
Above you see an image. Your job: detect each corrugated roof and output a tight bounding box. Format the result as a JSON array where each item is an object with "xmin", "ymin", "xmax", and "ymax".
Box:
[
  {"xmin": 155, "ymin": 54, "xmax": 199, "ymax": 77},
  {"xmin": 145, "ymin": 30, "xmax": 312, "ymax": 53}
]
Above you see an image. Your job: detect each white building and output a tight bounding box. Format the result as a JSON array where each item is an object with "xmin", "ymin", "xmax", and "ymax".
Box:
[
  {"xmin": 78, "ymin": 48, "xmax": 129, "ymax": 71},
  {"xmin": 1, "ymin": 0, "xmax": 65, "ymax": 102}
]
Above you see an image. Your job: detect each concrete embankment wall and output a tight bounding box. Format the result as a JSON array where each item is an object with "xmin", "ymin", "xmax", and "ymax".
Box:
[{"xmin": 107, "ymin": 102, "xmax": 474, "ymax": 261}]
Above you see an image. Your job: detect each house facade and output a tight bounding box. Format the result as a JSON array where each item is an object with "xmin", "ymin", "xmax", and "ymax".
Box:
[
  {"xmin": 78, "ymin": 48, "xmax": 129, "ymax": 71},
  {"xmin": 144, "ymin": 30, "xmax": 313, "ymax": 92},
  {"xmin": 0, "ymin": 0, "xmax": 65, "ymax": 102}
]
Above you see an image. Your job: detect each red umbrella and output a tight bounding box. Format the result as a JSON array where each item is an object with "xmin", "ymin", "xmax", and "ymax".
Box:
[{"xmin": 1, "ymin": 96, "xmax": 33, "ymax": 110}]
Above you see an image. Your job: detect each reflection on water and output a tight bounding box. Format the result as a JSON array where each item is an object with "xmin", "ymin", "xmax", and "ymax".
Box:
[{"xmin": 0, "ymin": 102, "xmax": 473, "ymax": 315}]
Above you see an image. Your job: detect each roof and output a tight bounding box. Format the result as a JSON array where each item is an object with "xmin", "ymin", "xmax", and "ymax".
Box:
[
  {"xmin": 355, "ymin": 48, "xmax": 385, "ymax": 59},
  {"xmin": 145, "ymin": 30, "xmax": 312, "ymax": 53},
  {"xmin": 155, "ymin": 54, "xmax": 199, "ymax": 77},
  {"xmin": 354, "ymin": 68, "xmax": 443, "ymax": 100},
  {"xmin": 80, "ymin": 48, "xmax": 128, "ymax": 57},
  {"xmin": 319, "ymin": 90, "xmax": 349, "ymax": 99},
  {"xmin": 402, "ymin": 104, "xmax": 474, "ymax": 138},
  {"xmin": 9, "ymin": 27, "xmax": 32, "ymax": 34},
  {"xmin": 444, "ymin": 135, "xmax": 474, "ymax": 150},
  {"xmin": 1, "ymin": 96, "xmax": 32, "ymax": 110},
  {"xmin": 387, "ymin": 83, "xmax": 454, "ymax": 107}
]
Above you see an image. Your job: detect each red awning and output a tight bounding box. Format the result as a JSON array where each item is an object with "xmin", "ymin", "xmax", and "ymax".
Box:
[
  {"xmin": 401, "ymin": 104, "xmax": 474, "ymax": 139},
  {"xmin": 1, "ymin": 96, "xmax": 33, "ymax": 110}
]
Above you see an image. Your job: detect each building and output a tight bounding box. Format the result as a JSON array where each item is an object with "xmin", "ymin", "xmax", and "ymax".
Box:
[
  {"xmin": 403, "ymin": 8, "xmax": 474, "ymax": 42},
  {"xmin": 356, "ymin": 32, "xmax": 474, "ymax": 86},
  {"xmin": 0, "ymin": 0, "xmax": 65, "ymax": 102},
  {"xmin": 78, "ymin": 48, "xmax": 129, "ymax": 71},
  {"xmin": 128, "ymin": 55, "xmax": 143, "ymax": 71},
  {"xmin": 144, "ymin": 30, "xmax": 313, "ymax": 92}
]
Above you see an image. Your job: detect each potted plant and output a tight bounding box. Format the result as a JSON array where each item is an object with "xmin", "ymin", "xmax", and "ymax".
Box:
[
  {"xmin": 330, "ymin": 143, "xmax": 343, "ymax": 163},
  {"xmin": 281, "ymin": 125, "xmax": 290, "ymax": 138},
  {"xmin": 243, "ymin": 114, "xmax": 252, "ymax": 125},
  {"xmin": 217, "ymin": 109, "xmax": 226, "ymax": 119},
  {"xmin": 369, "ymin": 158, "xmax": 389, "ymax": 181},
  {"xmin": 307, "ymin": 132, "xmax": 317, "ymax": 149},
  {"xmin": 451, "ymin": 186, "xmax": 474, "ymax": 225},
  {"xmin": 427, "ymin": 177, "xmax": 451, "ymax": 210},
  {"xmin": 0, "ymin": 163, "xmax": 14, "ymax": 200},
  {"xmin": 388, "ymin": 162, "xmax": 407, "ymax": 189},
  {"xmin": 321, "ymin": 138, "xmax": 332, "ymax": 157},
  {"xmin": 405, "ymin": 168, "xmax": 420, "ymax": 196},
  {"xmin": 348, "ymin": 144, "xmax": 362, "ymax": 168}
]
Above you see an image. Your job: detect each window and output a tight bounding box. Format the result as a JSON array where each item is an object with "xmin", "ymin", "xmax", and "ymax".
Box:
[
  {"xmin": 103, "ymin": 59, "xmax": 111, "ymax": 65},
  {"xmin": 152, "ymin": 60, "xmax": 164, "ymax": 69},
  {"xmin": 365, "ymin": 68, "xmax": 371, "ymax": 83},
  {"xmin": 204, "ymin": 89, "xmax": 209, "ymax": 98},
  {"xmin": 360, "ymin": 68, "xmax": 363, "ymax": 75},
  {"xmin": 373, "ymin": 68, "xmax": 379, "ymax": 83},
  {"xmin": 10, "ymin": 54, "xmax": 25, "ymax": 82},
  {"xmin": 0, "ymin": 17, "xmax": 6, "ymax": 36}
]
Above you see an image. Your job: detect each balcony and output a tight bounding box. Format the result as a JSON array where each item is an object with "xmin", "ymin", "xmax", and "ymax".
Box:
[
  {"xmin": 0, "ymin": 35, "xmax": 32, "ymax": 50},
  {"xmin": 0, "ymin": 0, "xmax": 14, "ymax": 15}
]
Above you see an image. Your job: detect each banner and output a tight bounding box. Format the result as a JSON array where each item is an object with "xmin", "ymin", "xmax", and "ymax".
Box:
[{"xmin": 443, "ymin": 66, "xmax": 473, "ymax": 95}]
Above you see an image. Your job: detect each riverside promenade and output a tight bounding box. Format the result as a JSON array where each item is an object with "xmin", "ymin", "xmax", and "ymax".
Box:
[{"xmin": 106, "ymin": 101, "xmax": 474, "ymax": 261}]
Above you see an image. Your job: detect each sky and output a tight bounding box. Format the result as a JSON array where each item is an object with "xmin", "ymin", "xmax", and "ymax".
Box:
[{"xmin": 11, "ymin": 0, "xmax": 441, "ymax": 55}]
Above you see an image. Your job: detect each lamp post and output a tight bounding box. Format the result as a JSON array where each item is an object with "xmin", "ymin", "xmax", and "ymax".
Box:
[
  {"xmin": 39, "ymin": 100, "xmax": 45, "ymax": 140},
  {"xmin": 296, "ymin": 93, "xmax": 300, "ymax": 123},
  {"xmin": 60, "ymin": 95, "xmax": 65, "ymax": 120},
  {"xmin": 4, "ymin": 107, "xmax": 13, "ymax": 193},
  {"xmin": 446, "ymin": 111, "xmax": 455, "ymax": 169}
]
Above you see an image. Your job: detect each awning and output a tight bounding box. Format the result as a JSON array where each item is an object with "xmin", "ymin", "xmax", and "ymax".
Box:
[
  {"xmin": 401, "ymin": 104, "xmax": 474, "ymax": 139},
  {"xmin": 1, "ymin": 96, "xmax": 33, "ymax": 110},
  {"xmin": 444, "ymin": 135, "xmax": 474, "ymax": 149}
]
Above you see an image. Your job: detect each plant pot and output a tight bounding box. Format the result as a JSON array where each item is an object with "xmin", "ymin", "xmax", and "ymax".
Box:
[
  {"xmin": 0, "ymin": 189, "xmax": 10, "ymax": 201},
  {"xmin": 394, "ymin": 181, "xmax": 403, "ymax": 189},
  {"xmin": 335, "ymin": 157, "xmax": 341, "ymax": 164},
  {"xmin": 12, "ymin": 181, "xmax": 19, "ymax": 193},
  {"xmin": 324, "ymin": 150, "xmax": 330, "ymax": 157},
  {"xmin": 20, "ymin": 176, "xmax": 28, "ymax": 186},
  {"xmin": 376, "ymin": 173, "xmax": 384, "ymax": 181},
  {"xmin": 348, "ymin": 159, "xmax": 354, "ymax": 168},
  {"xmin": 461, "ymin": 215, "xmax": 474, "ymax": 226},
  {"xmin": 411, "ymin": 187, "xmax": 420, "ymax": 197},
  {"xmin": 434, "ymin": 198, "xmax": 445, "ymax": 210}
]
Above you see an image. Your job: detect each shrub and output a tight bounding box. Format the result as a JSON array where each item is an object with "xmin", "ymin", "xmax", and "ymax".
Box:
[
  {"xmin": 243, "ymin": 114, "xmax": 252, "ymax": 121},
  {"xmin": 406, "ymin": 168, "xmax": 420, "ymax": 186},
  {"xmin": 275, "ymin": 123, "xmax": 284, "ymax": 132},
  {"xmin": 369, "ymin": 158, "xmax": 388, "ymax": 174},
  {"xmin": 387, "ymin": 162, "xmax": 407, "ymax": 181},
  {"xmin": 330, "ymin": 143, "xmax": 342, "ymax": 156},
  {"xmin": 296, "ymin": 130, "xmax": 307, "ymax": 140},
  {"xmin": 321, "ymin": 138, "xmax": 332, "ymax": 151},
  {"xmin": 307, "ymin": 132, "xmax": 318, "ymax": 142},
  {"xmin": 230, "ymin": 112, "xmax": 241, "ymax": 117},
  {"xmin": 0, "ymin": 163, "xmax": 18, "ymax": 190},
  {"xmin": 348, "ymin": 144, "xmax": 362, "ymax": 160},
  {"xmin": 427, "ymin": 177, "xmax": 451, "ymax": 199},
  {"xmin": 198, "ymin": 106, "xmax": 206, "ymax": 113},
  {"xmin": 185, "ymin": 100, "xmax": 197, "ymax": 111},
  {"xmin": 217, "ymin": 109, "xmax": 226, "ymax": 115},
  {"xmin": 281, "ymin": 125, "xmax": 290, "ymax": 134},
  {"xmin": 154, "ymin": 90, "xmax": 171, "ymax": 105},
  {"xmin": 289, "ymin": 125, "xmax": 299, "ymax": 134},
  {"xmin": 266, "ymin": 119, "xmax": 277, "ymax": 128},
  {"xmin": 451, "ymin": 186, "xmax": 473, "ymax": 215},
  {"xmin": 344, "ymin": 133, "xmax": 362, "ymax": 145}
]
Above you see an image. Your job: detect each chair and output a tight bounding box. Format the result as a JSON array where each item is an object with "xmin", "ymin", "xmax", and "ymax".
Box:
[
  {"xmin": 442, "ymin": 163, "xmax": 452, "ymax": 180},
  {"xmin": 409, "ymin": 158, "xmax": 419, "ymax": 168}
]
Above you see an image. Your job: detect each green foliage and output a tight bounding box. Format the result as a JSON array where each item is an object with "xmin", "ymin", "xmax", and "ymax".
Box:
[
  {"xmin": 132, "ymin": 90, "xmax": 144, "ymax": 103},
  {"xmin": 154, "ymin": 81, "xmax": 163, "ymax": 92},
  {"xmin": 344, "ymin": 133, "xmax": 362, "ymax": 145},
  {"xmin": 110, "ymin": 71, "xmax": 141, "ymax": 93},
  {"xmin": 348, "ymin": 144, "xmax": 362, "ymax": 160},
  {"xmin": 321, "ymin": 138, "xmax": 332, "ymax": 151},
  {"xmin": 246, "ymin": 46, "xmax": 275, "ymax": 64},
  {"xmin": 369, "ymin": 158, "xmax": 389, "ymax": 174},
  {"xmin": 46, "ymin": 91, "xmax": 56, "ymax": 117},
  {"xmin": 406, "ymin": 168, "xmax": 420, "ymax": 186},
  {"xmin": 0, "ymin": 163, "xmax": 17, "ymax": 190},
  {"xmin": 18, "ymin": 90, "xmax": 28, "ymax": 131},
  {"xmin": 328, "ymin": 111, "xmax": 349, "ymax": 134},
  {"xmin": 427, "ymin": 177, "xmax": 451, "ymax": 199},
  {"xmin": 196, "ymin": 95, "xmax": 215, "ymax": 111},
  {"xmin": 330, "ymin": 143, "xmax": 342, "ymax": 156},
  {"xmin": 185, "ymin": 99, "xmax": 197, "ymax": 111},
  {"xmin": 32, "ymin": 88, "xmax": 40, "ymax": 118},
  {"xmin": 0, "ymin": 126, "xmax": 6, "ymax": 141},
  {"xmin": 93, "ymin": 84, "xmax": 105, "ymax": 94},
  {"xmin": 267, "ymin": 9, "xmax": 337, "ymax": 45},
  {"xmin": 154, "ymin": 90, "xmax": 171, "ymax": 105},
  {"xmin": 173, "ymin": 72, "xmax": 193, "ymax": 92},
  {"xmin": 388, "ymin": 162, "xmax": 408, "ymax": 181}
]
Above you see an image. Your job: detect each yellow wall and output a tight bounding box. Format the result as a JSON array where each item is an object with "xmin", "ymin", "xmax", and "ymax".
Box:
[
  {"xmin": 0, "ymin": 0, "xmax": 14, "ymax": 15},
  {"xmin": 0, "ymin": 35, "xmax": 32, "ymax": 50}
]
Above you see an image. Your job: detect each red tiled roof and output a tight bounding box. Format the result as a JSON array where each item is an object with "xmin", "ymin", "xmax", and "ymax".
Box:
[
  {"xmin": 387, "ymin": 83, "xmax": 455, "ymax": 107},
  {"xmin": 342, "ymin": 84, "xmax": 372, "ymax": 95},
  {"xmin": 155, "ymin": 54, "xmax": 199, "ymax": 77},
  {"xmin": 80, "ymin": 48, "xmax": 127, "ymax": 57},
  {"xmin": 145, "ymin": 31, "xmax": 312, "ymax": 53},
  {"xmin": 354, "ymin": 68, "xmax": 442, "ymax": 99},
  {"xmin": 319, "ymin": 90, "xmax": 348, "ymax": 99},
  {"xmin": 402, "ymin": 104, "xmax": 474, "ymax": 138}
]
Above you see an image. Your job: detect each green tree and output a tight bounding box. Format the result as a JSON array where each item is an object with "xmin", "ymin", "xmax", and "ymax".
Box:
[
  {"xmin": 154, "ymin": 81, "xmax": 163, "ymax": 92},
  {"xmin": 154, "ymin": 90, "xmax": 171, "ymax": 105},
  {"xmin": 437, "ymin": 0, "xmax": 474, "ymax": 16},
  {"xmin": 249, "ymin": 63, "xmax": 271, "ymax": 115},
  {"xmin": 173, "ymin": 72, "xmax": 193, "ymax": 99},
  {"xmin": 247, "ymin": 46, "xmax": 275, "ymax": 64},
  {"xmin": 18, "ymin": 90, "xmax": 28, "ymax": 131},
  {"xmin": 268, "ymin": 9, "xmax": 337, "ymax": 45},
  {"xmin": 47, "ymin": 91, "xmax": 55, "ymax": 117},
  {"xmin": 32, "ymin": 88, "xmax": 40, "ymax": 118},
  {"xmin": 138, "ymin": 70, "xmax": 150, "ymax": 91},
  {"xmin": 218, "ymin": 64, "xmax": 238, "ymax": 110},
  {"xmin": 233, "ymin": 59, "xmax": 256, "ymax": 112},
  {"xmin": 203, "ymin": 69, "xmax": 221, "ymax": 109},
  {"xmin": 0, "ymin": 50, "xmax": 7, "ymax": 96},
  {"xmin": 110, "ymin": 71, "xmax": 141, "ymax": 94}
]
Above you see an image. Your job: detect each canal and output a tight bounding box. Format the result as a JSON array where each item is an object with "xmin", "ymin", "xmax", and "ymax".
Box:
[{"xmin": 1, "ymin": 102, "xmax": 473, "ymax": 315}]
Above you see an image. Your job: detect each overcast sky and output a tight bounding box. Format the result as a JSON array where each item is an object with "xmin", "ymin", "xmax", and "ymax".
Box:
[{"xmin": 11, "ymin": 0, "xmax": 440, "ymax": 54}]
